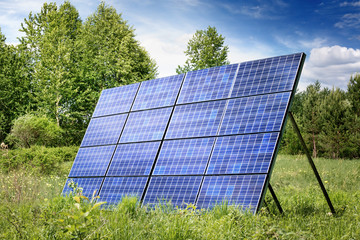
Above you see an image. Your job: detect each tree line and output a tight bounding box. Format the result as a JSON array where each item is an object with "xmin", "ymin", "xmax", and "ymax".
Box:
[
  {"xmin": 0, "ymin": 1, "xmax": 359, "ymax": 159},
  {"xmin": 281, "ymin": 76, "xmax": 360, "ymax": 159},
  {"xmin": 0, "ymin": 1, "xmax": 157, "ymax": 145}
]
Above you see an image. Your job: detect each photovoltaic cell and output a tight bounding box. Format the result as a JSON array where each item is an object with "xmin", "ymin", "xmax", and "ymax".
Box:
[
  {"xmin": 81, "ymin": 114, "xmax": 127, "ymax": 147},
  {"xmin": 153, "ymin": 138, "xmax": 215, "ymax": 175},
  {"xmin": 231, "ymin": 53, "xmax": 301, "ymax": 98},
  {"xmin": 219, "ymin": 92, "xmax": 291, "ymax": 135},
  {"xmin": 120, "ymin": 107, "xmax": 172, "ymax": 143},
  {"xmin": 177, "ymin": 64, "xmax": 238, "ymax": 104},
  {"xmin": 132, "ymin": 74, "xmax": 184, "ymax": 111},
  {"xmin": 69, "ymin": 145, "xmax": 116, "ymax": 177},
  {"xmin": 166, "ymin": 100, "xmax": 226, "ymax": 139},
  {"xmin": 62, "ymin": 177, "xmax": 103, "ymax": 199},
  {"xmin": 196, "ymin": 175, "xmax": 266, "ymax": 213},
  {"xmin": 99, "ymin": 177, "xmax": 148, "ymax": 205},
  {"xmin": 92, "ymin": 83, "xmax": 139, "ymax": 117},
  {"xmin": 107, "ymin": 142, "xmax": 161, "ymax": 176},
  {"xmin": 143, "ymin": 176, "xmax": 202, "ymax": 208},
  {"xmin": 206, "ymin": 133, "xmax": 279, "ymax": 175}
]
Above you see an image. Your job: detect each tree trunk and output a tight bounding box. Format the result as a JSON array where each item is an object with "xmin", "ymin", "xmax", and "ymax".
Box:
[{"xmin": 312, "ymin": 132, "xmax": 317, "ymax": 158}]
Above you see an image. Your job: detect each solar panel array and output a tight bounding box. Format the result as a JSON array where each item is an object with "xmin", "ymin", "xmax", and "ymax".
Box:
[{"xmin": 63, "ymin": 53, "xmax": 305, "ymax": 213}]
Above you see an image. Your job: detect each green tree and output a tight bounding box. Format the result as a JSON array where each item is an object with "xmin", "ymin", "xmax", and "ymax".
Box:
[
  {"xmin": 0, "ymin": 28, "xmax": 32, "ymax": 142},
  {"xmin": 19, "ymin": 2, "xmax": 82, "ymax": 127},
  {"xmin": 176, "ymin": 26, "xmax": 229, "ymax": 74},
  {"xmin": 300, "ymin": 81, "xmax": 324, "ymax": 158},
  {"xmin": 348, "ymin": 74, "xmax": 360, "ymax": 116},
  {"xmin": 318, "ymin": 88, "xmax": 351, "ymax": 159},
  {"xmin": 78, "ymin": 2, "xmax": 157, "ymax": 90}
]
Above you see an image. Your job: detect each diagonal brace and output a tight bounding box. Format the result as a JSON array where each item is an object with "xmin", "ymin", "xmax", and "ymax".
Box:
[
  {"xmin": 268, "ymin": 183, "xmax": 283, "ymax": 214},
  {"xmin": 288, "ymin": 112, "xmax": 336, "ymax": 214}
]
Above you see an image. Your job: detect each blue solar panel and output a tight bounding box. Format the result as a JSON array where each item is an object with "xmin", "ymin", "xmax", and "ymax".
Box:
[
  {"xmin": 196, "ymin": 175, "xmax": 266, "ymax": 213},
  {"xmin": 143, "ymin": 176, "xmax": 202, "ymax": 208},
  {"xmin": 132, "ymin": 74, "xmax": 184, "ymax": 111},
  {"xmin": 107, "ymin": 142, "xmax": 161, "ymax": 176},
  {"xmin": 64, "ymin": 53, "xmax": 305, "ymax": 214},
  {"xmin": 120, "ymin": 107, "xmax": 172, "ymax": 143},
  {"xmin": 153, "ymin": 138, "xmax": 215, "ymax": 175},
  {"xmin": 62, "ymin": 177, "xmax": 103, "ymax": 199},
  {"xmin": 177, "ymin": 64, "xmax": 238, "ymax": 104},
  {"xmin": 92, "ymin": 83, "xmax": 139, "ymax": 117},
  {"xmin": 231, "ymin": 53, "xmax": 302, "ymax": 98},
  {"xmin": 219, "ymin": 92, "xmax": 291, "ymax": 135},
  {"xmin": 99, "ymin": 177, "xmax": 148, "ymax": 205},
  {"xmin": 69, "ymin": 145, "xmax": 116, "ymax": 177},
  {"xmin": 166, "ymin": 100, "xmax": 226, "ymax": 139},
  {"xmin": 206, "ymin": 133, "xmax": 279, "ymax": 175},
  {"xmin": 81, "ymin": 114, "xmax": 127, "ymax": 147}
]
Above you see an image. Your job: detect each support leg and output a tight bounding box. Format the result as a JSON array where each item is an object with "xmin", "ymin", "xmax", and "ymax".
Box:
[
  {"xmin": 268, "ymin": 183, "xmax": 283, "ymax": 214},
  {"xmin": 288, "ymin": 112, "xmax": 336, "ymax": 214}
]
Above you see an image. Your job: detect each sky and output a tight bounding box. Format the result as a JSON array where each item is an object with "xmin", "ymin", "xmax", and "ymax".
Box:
[{"xmin": 0, "ymin": 0, "xmax": 359, "ymax": 91}]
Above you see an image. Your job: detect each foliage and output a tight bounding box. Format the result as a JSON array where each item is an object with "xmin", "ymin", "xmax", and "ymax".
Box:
[
  {"xmin": 6, "ymin": 113, "xmax": 63, "ymax": 148},
  {"xmin": 0, "ymin": 145, "xmax": 77, "ymax": 174},
  {"xmin": 0, "ymin": 28, "xmax": 32, "ymax": 142},
  {"xmin": 1, "ymin": 155, "xmax": 360, "ymax": 239},
  {"xmin": 176, "ymin": 26, "xmax": 229, "ymax": 74},
  {"xmin": 4, "ymin": 1, "xmax": 158, "ymax": 145}
]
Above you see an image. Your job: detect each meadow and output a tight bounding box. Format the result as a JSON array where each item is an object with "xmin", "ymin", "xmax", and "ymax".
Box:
[{"xmin": 0, "ymin": 154, "xmax": 359, "ymax": 239}]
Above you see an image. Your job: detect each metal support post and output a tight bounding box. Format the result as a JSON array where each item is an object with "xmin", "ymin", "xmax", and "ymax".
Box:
[
  {"xmin": 288, "ymin": 112, "xmax": 336, "ymax": 214},
  {"xmin": 268, "ymin": 183, "xmax": 283, "ymax": 214}
]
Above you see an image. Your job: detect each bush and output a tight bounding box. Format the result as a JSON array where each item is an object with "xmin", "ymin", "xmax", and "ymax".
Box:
[
  {"xmin": 0, "ymin": 146, "xmax": 78, "ymax": 175},
  {"xmin": 6, "ymin": 113, "xmax": 63, "ymax": 148}
]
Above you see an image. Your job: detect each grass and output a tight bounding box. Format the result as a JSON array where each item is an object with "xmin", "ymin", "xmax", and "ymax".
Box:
[{"xmin": 0, "ymin": 154, "xmax": 359, "ymax": 239}]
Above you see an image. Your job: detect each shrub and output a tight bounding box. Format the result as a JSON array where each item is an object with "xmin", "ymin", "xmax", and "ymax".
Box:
[
  {"xmin": 6, "ymin": 113, "xmax": 63, "ymax": 148},
  {"xmin": 0, "ymin": 146, "xmax": 78, "ymax": 175}
]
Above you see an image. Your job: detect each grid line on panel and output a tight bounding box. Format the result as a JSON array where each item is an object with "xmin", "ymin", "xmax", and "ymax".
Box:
[
  {"xmin": 120, "ymin": 107, "xmax": 173, "ymax": 143},
  {"xmin": 166, "ymin": 100, "xmax": 227, "ymax": 139},
  {"xmin": 63, "ymin": 177, "xmax": 104, "ymax": 199},
  {"xmin": 230, "ymin": 53, "xmax": 302, "ymax": 98},
  {"xmin": 256, "ymin": 52, "xmax": 305, "ymax": 212},
  {"xmin": 206, "ymin": 133, "xmax": 280, "ymax": 175},
  {"xmin": 153, "ymin": 138, "xmax": 215, "ymax": 175},
  {"xmin": 219, "ymin": 92, "xmax": 291, "ymax": 135},
  {"xmin": 96, "ymin": 83, "xmax": 142, "ymax": 198},
  {"xmin": 69, "ymin": 145, "xmax": 116, "ymax": 177},
  {"xmin": 140, "ymin": 73, "xmax": 187, "ymax": 203},
  {"xmin": 107, "ymin": 141, "xmax": 161, "ymax": 177},
  {"xmin": 92, "ymin": 83, "xmax": 140, "ymax": 117},
  {"xmin": 132, "ymin": 74, "xmax": 184, "ymax": 111},
  {"xmin": 99, "ymin": 177, "xmax": 148, "ymax": 205},
  {"xmin": 196, "ymin": 175, "xmax": 266, "ymax": 213},
  {"xmin": 143, "ymin": 176, "xmax": 203, "ymax": 208},
  {"xmin": 80, "ymin": 114, "xmax": 128, "ymax": 147},
  {"xmin": 177, "ymin": 64, "xmax": 239, "ymax": 104}
]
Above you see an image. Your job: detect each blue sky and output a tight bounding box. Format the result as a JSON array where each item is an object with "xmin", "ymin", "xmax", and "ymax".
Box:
[{"xmin": 0, "ymin": 0, "xmax": 359, "ymax": 91}]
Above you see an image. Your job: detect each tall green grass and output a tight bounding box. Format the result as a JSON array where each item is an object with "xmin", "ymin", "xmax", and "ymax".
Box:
[{"xmin": 0, "ymin": 154, "xmax": 359, "ymax": 239}]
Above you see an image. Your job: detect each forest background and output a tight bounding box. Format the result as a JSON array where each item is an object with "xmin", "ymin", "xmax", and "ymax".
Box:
[{"xmin": 0, "ymin": 1, "xmax": 359, "ymax": 160}]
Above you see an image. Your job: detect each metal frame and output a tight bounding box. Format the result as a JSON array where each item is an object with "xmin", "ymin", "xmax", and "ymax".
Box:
[{"xmin": 268, "ymin": 112, "xmax": 336, "ymax": 214}]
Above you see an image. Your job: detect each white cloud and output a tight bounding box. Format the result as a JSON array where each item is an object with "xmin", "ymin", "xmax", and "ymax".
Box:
[
  {"xmin": 340, "ymin": 1, "xmax": 360, "ymax": 7},
  {"xmin": 335, "ymin": 13, "xmax": 360, "ymax": 28},
  {"xmin": 301, "ymin": 45, "xmax": 360, "ymax": 90}
]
